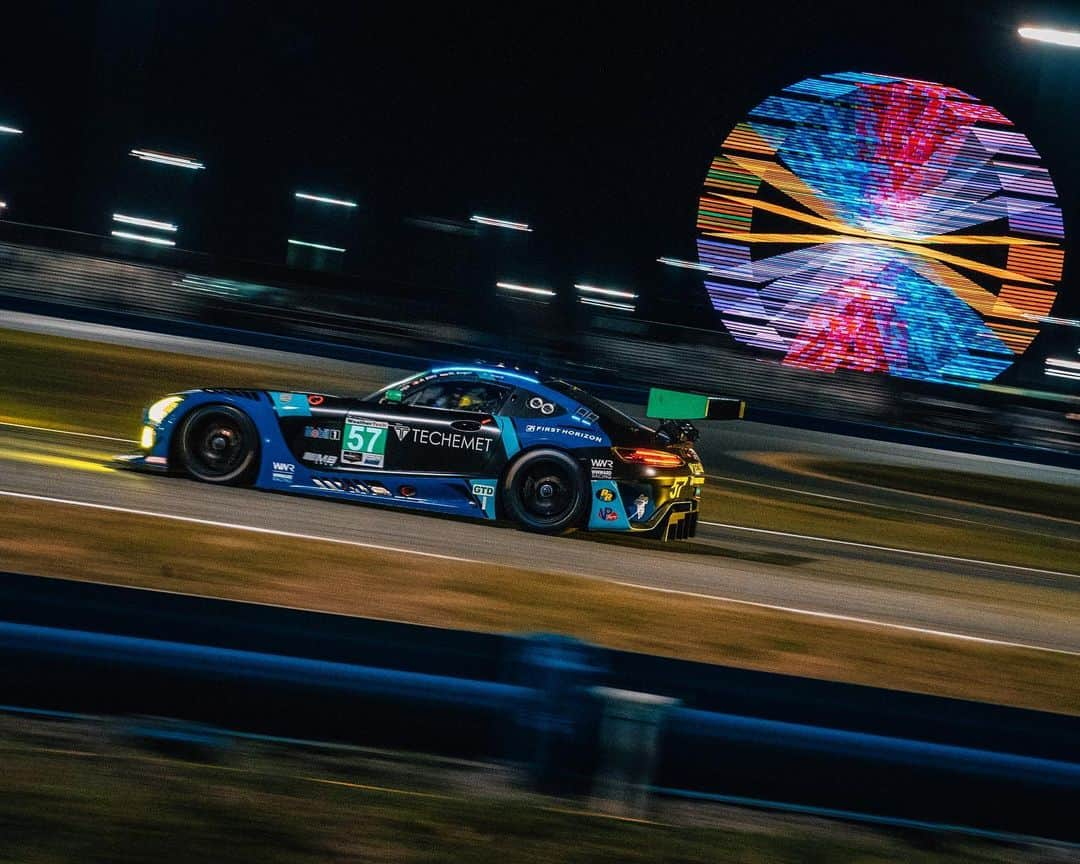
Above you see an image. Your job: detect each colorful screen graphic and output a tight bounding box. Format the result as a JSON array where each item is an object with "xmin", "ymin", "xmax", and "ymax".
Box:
[{"xmin": 698, "ymin": 72, "xmax": 1064, "ymax": 384}]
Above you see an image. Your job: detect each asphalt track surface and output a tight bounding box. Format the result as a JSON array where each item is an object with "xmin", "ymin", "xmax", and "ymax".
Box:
[{"xmin": 2, "ymin": 312, "xmax": 1080, "ymax": 655}]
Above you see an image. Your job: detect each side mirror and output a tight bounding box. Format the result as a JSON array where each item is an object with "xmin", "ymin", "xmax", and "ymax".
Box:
[{"xmin": 385, "ymin": 388, "xmax": 404, "ymax": 403}]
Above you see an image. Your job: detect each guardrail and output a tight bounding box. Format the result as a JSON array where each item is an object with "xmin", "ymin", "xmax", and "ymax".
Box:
[{"xmin": 1, "ymin": 571, "xmax": 1078, "ymax": 842}]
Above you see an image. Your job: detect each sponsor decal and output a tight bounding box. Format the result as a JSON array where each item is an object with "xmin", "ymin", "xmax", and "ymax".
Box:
[
  {"xmin": 304, "ymin": 425, "xmax": 342, "ymax": 441},
  {"xmin": 589, "ymin": 480, "xmax": 628, "ymax": 529},
  {"xmin": 632, "ymin": 494, "xmax": 649, "ymax": 521},
  {"xmin": 412, "ymin": 428, "xmax": 492, "ymax": 452},
  {"xmin": 342, "ymin": 417, "xmax": 388, "ymax": 468},
  {"xmin": 471, "ymin": 482, "xmax": 496, "ymax": 510},
  {"xmin": 307, "ymin": 394, "xmax": 325, "ymax": 406},
  {"xmin": 528, "ymin": 396, "xmax": 556, "ymax": 416},
  {"xmin": 573, "ymin": 407, "xmax": 600, "ymax": 425},
  {"xmin": 470, "ymin": 479, "xmax": 499, "ymax": 518},
  {"xmin": 393, "ymin": 424, "xmax": 411, "ymax": 441},
  {"xmin": 315, "ymin": 477, "xmax": 375, "ymax": 496},
  {"xmin": 590, "ymin": 457, "xmax": 614, "ymax": 479},
  {"xmin": 271, "ymin": 460, "xmax": 295, "ymax": 483},
  {"xmin": 270, "ymin": 392, "xmax": 311, "ymax": 417},
  {"xmin": 523, "ymin": 424, "xmax": 603, "ymax": 444},
  {"xmin": 302, "ymin": 451, "xmax": 338, "ymax": 467}
]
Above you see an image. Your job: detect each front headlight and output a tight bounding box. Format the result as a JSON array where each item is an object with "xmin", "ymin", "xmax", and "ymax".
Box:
[{"xmin": 147, "ymin": 395, "xmax": 183, "ymax": 424}]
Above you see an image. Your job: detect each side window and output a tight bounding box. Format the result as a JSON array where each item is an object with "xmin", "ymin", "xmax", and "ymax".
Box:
[
  {"xmin": 402, "ymin": 381, "xmax": 508, "ymax": 413},
  {"xmin": 502, "ymin": 388, "xmax": 564, "ymax": 418}
]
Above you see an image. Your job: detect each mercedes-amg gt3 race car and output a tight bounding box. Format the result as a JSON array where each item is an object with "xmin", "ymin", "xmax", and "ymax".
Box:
[{"xmin": 117, "ymin": 365, "xmax": 743, "ymax": 539}]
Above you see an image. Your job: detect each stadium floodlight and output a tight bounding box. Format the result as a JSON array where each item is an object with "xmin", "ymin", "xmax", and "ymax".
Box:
[
  {"xmin": 111, "ymin": 230, "xmax": 176, "ymax": 247},
  {"xmin": 0, "ymin": 125, "xmax": 22, "ymax": 135},
  {"xmin": 295, "ymin": 192, "xmax": 358, "ymax": 208},
  {"xmin": 496, "ymin": 281, "xmax": 555, "ymax": 297},
  {"xmin": 130, "ymin": 149, "xmax": 205, "ymax": 170},
  {"xmin": 657, "ymin": 256, "xmax": 711, "ymax": 271},
  {"xmin": 578, "ymin": 296, "xmax": 636, "ymax": 312},
  {"xmin": 574, "ymin": 283, "xmax": 638, "ymax": 300},
  {"xmin": 1018, "ymin": 26, "xmax": 1080, "ymax": 47},
  {"xmin": 470, "ymin": 215, "xmax": 533, "ymax": 232},
  {"xmin": 1045, "ymin": 358, "xmax": 1080, "ymax": 380},
  {"xmin": 287, "ymin": 238, "xmax": 346, "ymax": 253},
  {"xmin": 112, "ymin": 213, "xmax": 177, "ymax": 232}
]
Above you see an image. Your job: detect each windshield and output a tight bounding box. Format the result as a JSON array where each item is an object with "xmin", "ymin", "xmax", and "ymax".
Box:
[{"xmin": 543, "ymin": 379, "xmax": 653, "ymax": 436}]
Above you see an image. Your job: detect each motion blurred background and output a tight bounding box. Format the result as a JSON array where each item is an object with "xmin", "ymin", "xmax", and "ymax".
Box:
[{"xmin": 0, "ymin": 1, "xmax": 1077, "ymax": 447}]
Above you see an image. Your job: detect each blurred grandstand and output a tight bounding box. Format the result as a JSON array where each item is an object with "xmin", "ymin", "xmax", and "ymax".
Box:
[{"xmin": 0, "ymin": 220, "xmax": 1077, "ymax": 454}]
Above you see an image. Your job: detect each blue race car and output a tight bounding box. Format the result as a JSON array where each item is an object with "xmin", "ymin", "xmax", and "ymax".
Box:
[{"xmin": 116, "ymin": 365, "xmax": 743, "ymax": 539}]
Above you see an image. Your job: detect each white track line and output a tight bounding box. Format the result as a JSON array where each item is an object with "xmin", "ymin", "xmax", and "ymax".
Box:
[
  {"xmin": 0, "ymin": 490, "xmax": 484, "ymax": 565},
  {"xmin": 610, "ymin": 581, "xmax": 1080, "ymax": 657},
  {"xmin": 708, "ymin": 473, "xmax": 901, "ymax": 508},
  {"xmin": 699, "ymin": 520, "xmax": 1079, "ymax": 579},
  {"xmin": 3, "ymin": 489, "xmax": 1076, "ymax": 657},
  {"xmin": 0, "ymin": 421, "xmax": 135, "ymax": 444}
]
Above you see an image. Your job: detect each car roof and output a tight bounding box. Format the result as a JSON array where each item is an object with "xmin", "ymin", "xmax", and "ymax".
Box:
[{"xmin": 420, "ymin": 366, "xmax": 543, "ymax": 386}]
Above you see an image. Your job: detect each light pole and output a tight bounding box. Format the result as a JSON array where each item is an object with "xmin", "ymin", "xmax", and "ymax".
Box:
[{"xmin": 1018, "ymin": 23, "xmax": 1080, "ymax": 391}]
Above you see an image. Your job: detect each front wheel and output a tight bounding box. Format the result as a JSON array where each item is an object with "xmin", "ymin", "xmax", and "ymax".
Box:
[
  {"xmin": 177, "ymin": 405, "xmax": 260, "ymax": 485},
  {"xmin": 502, "ymin": 448, "xmax": 588, "ymax": 535}
]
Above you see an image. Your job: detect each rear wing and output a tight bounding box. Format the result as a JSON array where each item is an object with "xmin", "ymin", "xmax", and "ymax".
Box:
[{"xmin": 646, "ymin": 388, "xmax": 746, "ymax": 421}]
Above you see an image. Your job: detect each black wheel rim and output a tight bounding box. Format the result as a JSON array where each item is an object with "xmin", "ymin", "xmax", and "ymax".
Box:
[
  {"xmin": 517, "ymin": 458, "xmax": 577, "ymax": 524},
  {"xmin": 185, "ymin": 412, "xmax": 249, "ymax": 478}
]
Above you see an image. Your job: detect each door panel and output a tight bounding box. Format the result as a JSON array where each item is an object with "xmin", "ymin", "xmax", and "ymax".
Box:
[
  {"xmin": 275, "ymin": 395, "xmax": 503, "ymax": 476},
  {"xmin": 378, "ymin": 405, "xmax": 502, "ymax": 474}
]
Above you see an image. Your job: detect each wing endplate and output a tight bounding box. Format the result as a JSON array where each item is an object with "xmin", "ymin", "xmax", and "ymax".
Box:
[{"xmin": 646, "ymin": 388, "xmax": 745, "ymax": 421}]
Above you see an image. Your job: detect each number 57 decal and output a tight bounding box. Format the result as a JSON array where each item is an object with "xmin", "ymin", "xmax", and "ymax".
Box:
[{"xmin": 342, "ymin": 417, "xmax": 388, "ymax": 468}]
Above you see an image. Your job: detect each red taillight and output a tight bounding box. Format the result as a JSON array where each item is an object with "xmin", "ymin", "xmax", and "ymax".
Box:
[{"xmin": 614, "ymin": 447, "xmax": 685, "ymax": 468}]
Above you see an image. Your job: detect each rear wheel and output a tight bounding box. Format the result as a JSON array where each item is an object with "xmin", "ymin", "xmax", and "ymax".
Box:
[
  {"xmin": 502, "ymin": 448, "xmax": 587, "ymax": 535},
  {"xmin": 178, "ymin": 405, "xmax": 259, "ymax": 485}
]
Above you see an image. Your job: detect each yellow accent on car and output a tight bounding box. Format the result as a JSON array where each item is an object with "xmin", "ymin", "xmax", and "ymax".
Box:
[{"xmin": 140, "ymin": 425, "xmax": 155, "ymax": 449}]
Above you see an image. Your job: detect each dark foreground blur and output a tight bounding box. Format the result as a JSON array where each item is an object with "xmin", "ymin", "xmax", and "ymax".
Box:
[{"xmin": 0, "ymin": 712, "xmax": 1068, "ymax": 864}]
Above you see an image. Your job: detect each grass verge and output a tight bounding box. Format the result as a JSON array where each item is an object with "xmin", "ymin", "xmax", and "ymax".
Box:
[
  {"xmin": 0, "ymin": 326, "xmax": 391, "ymax": 438},
  {"xmin": 808, "ymin": 459, "xmax": 1080, "ymax": 522},
  {"xmin": 2, "ymin": 497, "xmax": 1078, "ymax": 715},
  {"xmin": 0, "ymin": 714, "xmax": 1067, "ymax": 864},
  {"xmin": 697, "ymin": 483, "xmax": 1080, "ymax": 574}
]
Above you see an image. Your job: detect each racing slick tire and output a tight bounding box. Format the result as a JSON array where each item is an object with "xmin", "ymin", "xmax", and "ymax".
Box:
[
  {"xmin": 176, "ymin": 404, "xmax": 260, "ymax": 485},
  {"xmin": 502, "ymin": 448, "xmax": 588, "ymax": 535}
]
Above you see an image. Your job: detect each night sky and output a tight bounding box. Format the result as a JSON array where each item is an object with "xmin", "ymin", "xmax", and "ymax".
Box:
[{"xmin": 2, "ymin": 1, "xmax": 1078, "ymax": 318}]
